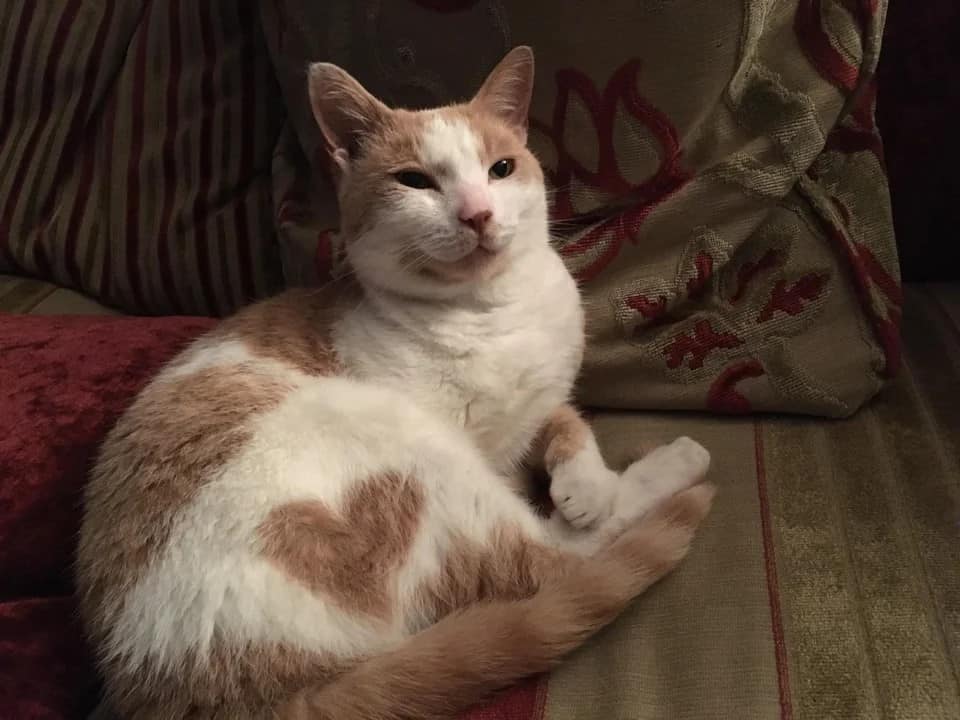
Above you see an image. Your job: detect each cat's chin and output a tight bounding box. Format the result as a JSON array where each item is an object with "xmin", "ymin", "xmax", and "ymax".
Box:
[{"xmin": 418, "ymin": 246, "xmax": 509, "ymax": 285}]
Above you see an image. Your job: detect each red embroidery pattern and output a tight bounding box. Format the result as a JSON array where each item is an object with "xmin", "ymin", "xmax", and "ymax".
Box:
[
  {"xmin": 795, "ymin": 0, "xmax": 877, "ymax": 93},
  {"xmin": 625, "ymin": 293, "xmax": 668, "ymax": 325},
  {"xmin": 685, "ymin": 252, "xmax": 714, "ymax": 300},
  {"xmin": 821, "ymin": 209, "xmax": 902, "ymax": 376},
  {"xmin": 757, "ymin": 274, "xmax": 828, "ymax": 322},
  {"xmin": 794, "ymin": 0, "xmax": 900, "ymax": 377},
  {"xmin": 819, "ymin": 79, "xmax": 885, "ymax": 170},
  {"xmin": 731, "ymin": 249, "xmax": 781, "ymax": 303},
  {"xmin": 664, "ymin": 320, "xmax": 743, "ymax": 370},
  {"xmin": 707, "ymin": 360, "xmax": 767, "ymax": 414},
  {"xmin": 531, "ymin": 60, "xmax": 691, "ymax": 282}
]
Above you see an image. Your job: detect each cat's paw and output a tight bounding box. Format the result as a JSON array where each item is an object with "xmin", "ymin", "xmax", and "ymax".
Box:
[
  {"xmin": 626, "ymin": 436, "xmax": 710, "ymax": 489},
  {"xmin": 550, "ymin": 463, "xmax": 617, "ymax": 530},
  {"xmin": 613, "ymin": 437, "xmax": 711, "ymax": 526}
]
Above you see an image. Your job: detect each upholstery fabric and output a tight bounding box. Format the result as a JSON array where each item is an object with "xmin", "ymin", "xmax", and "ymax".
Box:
[
  {"xmin": 0, "ymin": 1, "xmax": 284, "ymax": 316},
  {"xmin": 0, "ymin": 286, "xmax": 960, "ymax": 720},
  {"xmin": 260, "ymin": 0, "xmax": 900, "ymax": 418},
  {"xmin": 0, "ymin": 275, "xmax": 119, "ymax": 316},
  {"xmin": 2, "ymin": 285, "xmax": 958, "ymax": 719}
]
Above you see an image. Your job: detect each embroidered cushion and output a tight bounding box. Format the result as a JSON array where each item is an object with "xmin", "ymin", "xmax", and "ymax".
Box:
[{"xmin": 260, "ymin": 0, "xmax": 899, "ymax": 417}]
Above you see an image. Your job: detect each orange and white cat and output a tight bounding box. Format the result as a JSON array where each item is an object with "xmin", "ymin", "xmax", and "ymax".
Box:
[{"xmin": 77, "ymin": 47, "xmax": 714, "ymax": 720}]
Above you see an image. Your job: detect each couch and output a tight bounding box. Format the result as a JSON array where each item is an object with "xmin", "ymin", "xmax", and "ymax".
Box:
[{"xmin": 2, "ymin": 2, "xmax": 958, "ymax": 719}]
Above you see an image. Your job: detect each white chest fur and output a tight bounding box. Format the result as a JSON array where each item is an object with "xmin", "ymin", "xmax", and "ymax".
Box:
[{"xmin": 335, "ymin": 247, "xmax": 584, "ymax": 473}]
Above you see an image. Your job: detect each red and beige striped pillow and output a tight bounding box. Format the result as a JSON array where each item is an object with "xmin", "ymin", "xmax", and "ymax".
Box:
[{"xmin": 0, "ymin": 1, "xmax": 284, "ymax": 316}]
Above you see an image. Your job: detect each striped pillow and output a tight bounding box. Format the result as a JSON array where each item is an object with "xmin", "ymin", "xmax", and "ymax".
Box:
[{"xmin": 0, "ymin": 1, "xmax": 285, "ymax": 316}]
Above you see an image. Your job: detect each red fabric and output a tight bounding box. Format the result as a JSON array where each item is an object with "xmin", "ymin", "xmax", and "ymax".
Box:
[
  {"xmin": 0, "ymin": 598, "xmax": 99, "ymax": 720},
  {"xmin": 0, "ymin": 314, "xmax": 214, "ymax": 719},
  {"xmin": 0, "ymin": 313, "xmax": 546, "ymax": 719}
]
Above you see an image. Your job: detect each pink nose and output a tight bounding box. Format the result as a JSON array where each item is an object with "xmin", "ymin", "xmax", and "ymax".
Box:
[{"xmin": 459, "ymin": 208, "xmax": 492, "ymax": 235}]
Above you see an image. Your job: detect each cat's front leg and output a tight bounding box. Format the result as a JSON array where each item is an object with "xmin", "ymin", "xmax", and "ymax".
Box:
[{"xmin": 539, "ymin": 405, "xmax": 619, "ymax": 529}]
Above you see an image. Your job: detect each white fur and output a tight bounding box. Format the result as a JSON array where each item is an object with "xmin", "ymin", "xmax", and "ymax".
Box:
[
  {"xmin": 110, "ymin": 375, "xmax": 549, "ymax": 671},
  {"xmin": 346, "ymin": 115, "xmax": 547, "ymax": 301},
  {"xmin": 163, "ymin": 339, "xmax": 253, "ymax": 380},
  {"xmin": 102, "ymin": 106, "xmax": 711, "ymax": 679}
]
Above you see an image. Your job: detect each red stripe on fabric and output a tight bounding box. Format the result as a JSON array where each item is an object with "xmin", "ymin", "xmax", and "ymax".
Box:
[
  {"xmin": 123, "ymin": 5, "xmax": 152, "ymax": 310},
  {"xmin": 63, "ymin": 138, "xmax": 99, "ymax": 287},
  {"xmin": 532, "ymin": 675, "xmax": 548, "ymax": 720},
  {"xmin": 754, "ymin": 421, "xmax": 794, "ymax": 720},
  {"xmin": 0, "ymin": 3, "xmax": 38, "ymax": 139},
  {"xmin": 99, "ymin": 94, "xmax": 118, "ymax": 304},
  {"xmin": 36, "ymin": 1, "xmax": 115, "ymax": 218},
  {"xmin": 156, "ymin": 1, "xmax": 185, "ymax": 315},
  {"xmin": 233, "ymin": 1, "xmax": 258, "ymax": 306},
  {"xmin": 60, "ymin": 1, "xmax": 117, "ymax": 287},
  {"xmin": 191, "ymin": 2, "xmax": 221, "ymax": 316},
  {"xmin": 215, "ymin": 214, "xmax": 237, "ymax": 311},
  {"xmin": 0, "ymin": 1, "xmax": 81, "ymax": 274},
  {"xmin": 461, "ymin": 676, "xmax": 548, "ymax": 720}
]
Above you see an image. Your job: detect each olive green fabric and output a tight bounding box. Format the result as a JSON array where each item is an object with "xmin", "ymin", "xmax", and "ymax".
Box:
[
  {"xmin": 0, "ymin": 275, "xmax": 117, "ymax": 315},
  {"xmin": 544, "ymin": 284, "xmax": 960, "ymax": 719}
]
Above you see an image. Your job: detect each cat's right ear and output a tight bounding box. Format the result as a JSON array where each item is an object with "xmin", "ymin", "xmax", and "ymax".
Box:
[{"xmin": 308, "ymin": 63, "xmax": 388, "ymax": 173}]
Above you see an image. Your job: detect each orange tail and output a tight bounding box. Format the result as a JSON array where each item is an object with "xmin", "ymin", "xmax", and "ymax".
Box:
[{"xmin": 278, "ymin": 483, "xmax": 715, "ymax": 720}]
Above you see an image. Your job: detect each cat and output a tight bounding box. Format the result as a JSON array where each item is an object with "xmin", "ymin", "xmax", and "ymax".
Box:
[{"xmin": 76, "ymin": 46, "xmax": 715, "ymax": 720}]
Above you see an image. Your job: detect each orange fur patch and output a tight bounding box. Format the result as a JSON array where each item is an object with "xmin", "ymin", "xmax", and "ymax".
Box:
[
  {"xmin": 258, "ymin": 473, "xmax": 425, "ymax": 620},
  {"xmin": 77, "ymin": 365, "xmax": 294, "ymax": 673},
  {"xmin": 214, "ymin": 283, "xmax": 358, "ymax": 376},
  {"xmin": 540, "ymin": 404, "xmax": 590, "ymax": 471}
]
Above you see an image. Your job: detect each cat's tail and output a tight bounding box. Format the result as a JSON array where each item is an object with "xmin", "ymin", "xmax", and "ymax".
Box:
[{"xmin": 278, "ymin": 482, "xmax": 715, "ymax": 720}]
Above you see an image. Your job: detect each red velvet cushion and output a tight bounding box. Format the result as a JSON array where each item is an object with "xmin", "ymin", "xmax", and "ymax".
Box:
[
  {"xmin": 0, "ymin": 314, "xmax": 214, "ymax": 718},
  {"xmin": 0, "ymin": 313, "xmax": 546, "ymax": 719}
]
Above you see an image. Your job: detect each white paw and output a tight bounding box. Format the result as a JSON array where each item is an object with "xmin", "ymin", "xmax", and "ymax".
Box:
[
  {"xmin": 633, "ymin": 436, "xmax": 710, "ymax": 487},
  {"xmin": 550, "ymin": 465, "xmax": 617, "ymax": 530},
  {"xmin": 614, "ymin": 437, "xmax": 711, "ymax": 525}
]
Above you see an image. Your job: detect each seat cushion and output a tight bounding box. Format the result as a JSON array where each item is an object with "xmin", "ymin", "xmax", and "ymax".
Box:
[
  {"xmin": 1, "ymin": 284, "xmax": 956, "ymax": 719},
  {"xmin": 0, "ymin": 275, "xmax": 119, "ymax": 316},
  {"xmin": 260, "ymin": 0, "xmax": 900, "ymax": 417}
]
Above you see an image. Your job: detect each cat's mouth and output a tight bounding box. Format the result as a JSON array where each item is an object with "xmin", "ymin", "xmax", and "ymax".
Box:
[{"xmin": 419, "ymin": 244, "xmax": 507, "ymax": 283}]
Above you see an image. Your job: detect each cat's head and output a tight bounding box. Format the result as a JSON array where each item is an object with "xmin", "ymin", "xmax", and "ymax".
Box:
[{"xmin": 308, "ymin": 47, "xmax": 546, "ymax": 299}]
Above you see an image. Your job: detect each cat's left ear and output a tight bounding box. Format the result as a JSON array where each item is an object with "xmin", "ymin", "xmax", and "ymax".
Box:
[
  {"xmin": 308, "ymin": 62, "xmax": 389, "ymax": 172},
  {"xmin": 471, "ymin": 46, "xmax": 535, "ymax": 143}
]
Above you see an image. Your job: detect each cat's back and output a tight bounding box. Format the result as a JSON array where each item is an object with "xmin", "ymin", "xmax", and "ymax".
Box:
[{"xmin": 78, "ymin": 285, "xmax": 393, "ymax": 678}]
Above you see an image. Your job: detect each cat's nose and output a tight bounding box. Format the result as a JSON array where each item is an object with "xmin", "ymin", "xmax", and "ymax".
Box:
[{"xmin": 459, "ymin": 208, "xmax": 493, "ymax": 235}]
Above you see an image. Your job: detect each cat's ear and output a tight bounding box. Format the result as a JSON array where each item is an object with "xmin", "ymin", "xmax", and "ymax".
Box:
[
  {"xmin": 471, "ymin": 46, "xmax": 535, "ymax": 142},
  {"xmin": 308, "ymin": 62, "xmax": 389, "ymax": 171}
]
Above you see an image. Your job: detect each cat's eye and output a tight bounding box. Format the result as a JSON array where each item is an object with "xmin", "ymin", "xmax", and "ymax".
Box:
[
  {"xmin": 395, "ymin": 170, "xmax": 436, "ymax": 190},
  {"xmin": 489, "ymin": 158, "xmax": 515, "ymax": 179}
]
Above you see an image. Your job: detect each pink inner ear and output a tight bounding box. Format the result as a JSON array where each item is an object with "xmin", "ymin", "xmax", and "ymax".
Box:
[{"xmin": 457, "ymin": 184, "xmax": 493, "ymax": 222}]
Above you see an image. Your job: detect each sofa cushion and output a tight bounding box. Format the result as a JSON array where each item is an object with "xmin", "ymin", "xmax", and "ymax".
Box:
[
  {"xmin": 1, "ymin": 285, "xmax": 959, "ymax": 718},
  {"xmin": 0, "ymin": 1, "xmax": 284, "ymax": 316},
  {"xmin": 260, "ymin": 0, "xmax": 900, "ymax": 417},
  {"xmin": 0, "ymin": 275, "xmax": 119, "ymax": 316}
]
